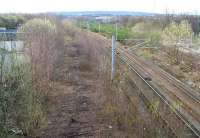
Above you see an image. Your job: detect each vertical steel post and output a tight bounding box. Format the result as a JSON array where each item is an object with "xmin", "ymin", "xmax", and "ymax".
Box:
[
  {"xmin": 115, "ymin": 15, "xmax": 118, "ymax": 41},
  {"xmin": 115, "ymin": 23, "xmax": 118, "ymax": 41},
  {"xmin": 111, "ymin": 35, "xmax": 116, "ymax": 81}
]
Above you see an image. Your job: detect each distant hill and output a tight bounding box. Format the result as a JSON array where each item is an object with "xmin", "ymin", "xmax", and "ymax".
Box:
[{"xmin": 53, "ymin": 11, "xmax": 157, "ymax": 17}]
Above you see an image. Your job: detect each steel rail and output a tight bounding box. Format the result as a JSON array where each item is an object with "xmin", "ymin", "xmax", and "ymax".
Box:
[
  {"xmin": 119, "ymin": 48, "xmax": 200, "ymax": 123},
  {"xmin": 126, "ymin": 50, "xmax": 200, "ymax": 104},
  {"xmin": 116, "ymin": 51, "xmax": 200, "ymax": 137}
]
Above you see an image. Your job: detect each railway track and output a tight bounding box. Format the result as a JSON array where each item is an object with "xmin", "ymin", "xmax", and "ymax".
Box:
[
  {"xmin": 87, "ymin": 32, "xmax": 200, "ymax": 137},
  {"xmin": 117, "ymin": 46, "xmax": 200, "ymax": 137},
  {"xmin": 126, "ymin": 50, "xmax": 200, "ymax": 102},
  {"xmin": 100, "ymin": 42, "xmax": 180, "ymax": 136}
]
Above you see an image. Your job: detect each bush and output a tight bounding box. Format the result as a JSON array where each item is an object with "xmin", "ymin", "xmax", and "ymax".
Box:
[
  {"xmin": 179, "ymin": 62, "xmax": 192, "ymax": 73},
  {"xmin": 0, "ymin": 14, "xmax": 26, "ymax": 29},
  {"xmin": 162, "ymin": 20, "xmax": 193, "ymax": 45},
  {"xmin": 0, "ymin": 63, "xmax": 46, "ymax": 136},
  {"xmin": 147, "ymin": 32, "xmax": 161, "ymax": 47},
  {"xmin": 18, "ymin": 18, "xmax": 57, "ymax": 85},
  {"xmin": 0, "ymin": 18, "xmax": 62, "ymax": 137},
  {"xmin": 129, "ymin": 21, "xmax": 163, "ymax": 51},
  {"xmin": 162, "ymin": 20, "xmax": 193, "ymax": 65}
]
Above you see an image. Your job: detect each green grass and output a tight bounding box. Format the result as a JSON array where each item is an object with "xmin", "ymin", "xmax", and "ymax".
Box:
[{"xmin": 79, "ymin": 21, "xmax": 132, "ymax": 41}]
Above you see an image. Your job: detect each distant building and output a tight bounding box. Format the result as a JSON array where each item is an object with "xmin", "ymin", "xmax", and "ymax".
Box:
[{"xmin": 95, "ymin": 16, "xmax": 114, "ymax": 23}]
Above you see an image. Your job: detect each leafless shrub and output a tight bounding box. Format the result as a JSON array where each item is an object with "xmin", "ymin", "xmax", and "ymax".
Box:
[
  {"xmin": 18, "ymin": 18, "xmax": 58, "ymax": 93},
  {"xmin": 162, "ymin": 20, "xmax": 193, "ymax": 65}
]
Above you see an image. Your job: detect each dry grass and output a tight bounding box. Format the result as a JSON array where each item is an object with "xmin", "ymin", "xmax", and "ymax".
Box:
[{"xmin": 136, "ymin": 46, "xmax": 200, "ymax": 92}]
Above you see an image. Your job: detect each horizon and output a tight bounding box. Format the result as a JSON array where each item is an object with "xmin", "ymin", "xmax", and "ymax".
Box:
[
  {"xmin": 1, "ymin": 10, "xmax": 199, "ymax": 16},
  {"xmin": 0, "ymin": 0, "xmax": 200, "ymax": 15}
]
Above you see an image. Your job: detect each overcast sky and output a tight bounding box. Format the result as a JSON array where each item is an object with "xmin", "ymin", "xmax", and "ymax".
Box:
[{"xmin": 0, "ymin": 0, "xmax": 199, "ymax": 14}]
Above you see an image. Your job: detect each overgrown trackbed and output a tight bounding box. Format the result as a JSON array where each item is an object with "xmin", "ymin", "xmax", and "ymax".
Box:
[{"xmin": 40, "ymin": 41, "xmax": 112, "ymax": 138}]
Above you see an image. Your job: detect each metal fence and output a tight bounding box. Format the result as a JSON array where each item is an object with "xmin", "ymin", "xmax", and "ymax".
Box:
[{"xmin": 0, "ymin": 32, "xmax": 25, "ymax": 82}]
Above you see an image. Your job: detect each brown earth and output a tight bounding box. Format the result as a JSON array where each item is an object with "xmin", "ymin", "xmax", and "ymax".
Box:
[{"xmin": 39, "ymin": 42, "xmax": 114, "ymax": 138}]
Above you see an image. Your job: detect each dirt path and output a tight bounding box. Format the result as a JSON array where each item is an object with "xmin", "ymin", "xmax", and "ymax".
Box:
[{"xmin": 40, "ymin": 44, "xmax": 111, "ymax": 138}]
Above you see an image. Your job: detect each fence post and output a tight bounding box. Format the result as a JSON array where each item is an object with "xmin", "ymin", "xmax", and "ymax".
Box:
[{"xmin": 111, "ymin": 35, "xmax": 116, "ymax": 81}]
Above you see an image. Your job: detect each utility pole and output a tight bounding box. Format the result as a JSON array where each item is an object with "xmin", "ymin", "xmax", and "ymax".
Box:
[
  {"xmin": 115, "ymin": 23, "xmax": 118, "ymax": 41},
  {"xmin": 111, "ymin": 35, "xmax": 116, "ymax": 81},
  {"xmin": 115, "ymin": 15, "xmax": 118, "ymax": 41}
]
